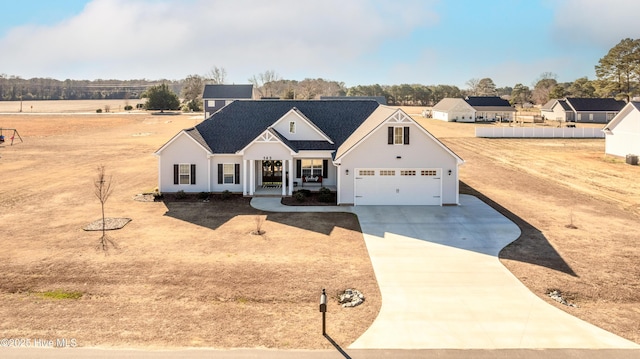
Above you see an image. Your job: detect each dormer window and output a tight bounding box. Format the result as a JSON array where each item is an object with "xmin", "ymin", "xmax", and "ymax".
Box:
[{"xmin": 289, "ymin": 121, "xmax": 296, "ymax": 133}]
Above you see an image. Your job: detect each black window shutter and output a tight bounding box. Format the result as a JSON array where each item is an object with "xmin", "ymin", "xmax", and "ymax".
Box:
[
  {"xmin": 234, "ymin": 164, "xmax": 240, "ymax": 184},
  {"xmin": 404, "ymin": 126, "xmax": 410, "ymax": 145},
  {"xmin": 173, "ymin": 164, "xmax": 179, "ymax": 184},
  {"xmin": 322, "ymin": 160, "xmax": 328, "ymax": 178},
  {"xmin": 388, "ymin": 127, "xmax": 394, "ymax": 144},
  {"xmin": 217, "ymin": 164, "xmax": 223, "ymax": 184},
  {"xmin": 296, "ymin": 160, "xmax": 301, "ymax": 178},
  {"xmin": 190, "ymin": 164, "xmax": 196, "ymax": 184}
]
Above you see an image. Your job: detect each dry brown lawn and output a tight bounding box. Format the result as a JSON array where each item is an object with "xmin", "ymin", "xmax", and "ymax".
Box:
[
  {"xmin": 1, "ymin": 100, "xmax": 639, "ymax": 349},
  {"xmin": 0, "ymin": 104, "xmax": 380, "ymax": 349}
]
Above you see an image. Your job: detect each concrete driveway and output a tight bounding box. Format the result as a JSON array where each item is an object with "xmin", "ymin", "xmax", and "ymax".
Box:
[
  {"xmin": 348, "ymin": 195, "xmax": 638, "ymax": 349},
  {"xmin": 251, "ymin": 195, "xmax": 639, "ymax": 349}
]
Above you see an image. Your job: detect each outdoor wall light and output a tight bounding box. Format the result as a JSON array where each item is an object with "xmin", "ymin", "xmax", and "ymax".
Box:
[
  {"xmin": 448, "ymin": 169, "xmax": 452, "ymax": 175},
  {"xmin": 345, "ymin": 169, "xmax": 349, "ymax": 175}
]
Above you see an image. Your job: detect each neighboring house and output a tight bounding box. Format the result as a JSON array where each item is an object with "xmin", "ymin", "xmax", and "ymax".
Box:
[
  {"xmin": 464, "ymin": 96, "xmax": 515, "ymax": 122},
  {"xmin": 540, "ymin": 98, "xmax": 575, "ymax": 122},
  {"xmin": 602, "ymin": 101, "xmax": 640, "ymax": 157},
  {"xmin": 155, "ymin": 100, "xmax": 464, "ymax": 206},
  {"xmin": 202, "ymin": 84, "xmax": 254, "ymax": 118},
  {"xmin": 431, "ymin": 98, "xmax": 476, "ymax": 122},
  {"xmin": 541, "ymin": 98, "xmax": 625, "ymax": 123}
]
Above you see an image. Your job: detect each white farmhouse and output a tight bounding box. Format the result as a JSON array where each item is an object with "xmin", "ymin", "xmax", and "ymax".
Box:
[{"xmin": 155, "ymin": 100, "xmax": 464, "ymax": 206}]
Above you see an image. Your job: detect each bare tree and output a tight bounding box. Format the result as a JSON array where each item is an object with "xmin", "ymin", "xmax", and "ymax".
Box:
[
  {"xmin": 207, "ymin": 66, "xmax": 227, "ymax": 84},
  {"xmin": 466, "ymin": 78, "xmax": 480, "ymax": 96},
  {"xmin": 94, "ymin": 165, "xmax": 117, "ymax": 252},
  {"xmin": 249, "ymin": 70, "xmax": 281, "ymax": 98}
]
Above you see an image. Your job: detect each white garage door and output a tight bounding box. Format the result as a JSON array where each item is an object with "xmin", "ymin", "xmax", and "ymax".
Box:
[{"xmin": 354, "ymin": 168, "xmax": 442, "ymax": 205}]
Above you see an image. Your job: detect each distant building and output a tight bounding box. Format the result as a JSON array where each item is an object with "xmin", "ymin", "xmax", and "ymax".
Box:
[
  {"xmin": 202, "ymin": 84, "xmax": 254, "ymax": 119},
  {"xmin": 431, "ymin": 96, "xmax": 514, "ymax": 122},
  {"xmin": 541, "ymin": 98, "xmax": 625, "ymax": 123}
]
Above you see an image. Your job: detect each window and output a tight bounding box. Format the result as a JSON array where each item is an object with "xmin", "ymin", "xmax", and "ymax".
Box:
[
  {"xmin": 223, "ymin": 164, "xmax": 234, "ymax": 184},
  {"xmin": 401, "ymin": 170, "xmax": 416, "ymax": 176},
  {"xmin": 388, "ymin": 126, "xmax": 409, "ymax": 145},
  {"xmin": 179, "ymin": 164, "xmax": 191, "ymax": 184},
  {"xmin": 394, "ymin": 127, "xmax": 404, "ymax": 144},
  {"xmin": 380, "ymin": 170, "xmax": 395, "ymax": 176},
  {"xmin": 589, "ymin": 114, "xmax": 594, "ymax": 122},
  {"xmin": 301, "ymin": 159, "xmax": 323, "ymax": 177},
  {"xmin": 289, "ymin": 121, "xmax": 296, "ymax": 133},
  {"xmin": 606, "ymin": 112, "xmax": 615, "ymax": 121},
  {"xmin": 421, "ymin": 170, "xmax": 437, "ymax": 176},
  {"xmin": 359, "ymin": 170, "xmax": 375, "ymax": 176},
  {"xmin": 174, "ymin": 164, "xmax": 195, "ymax": 185}
]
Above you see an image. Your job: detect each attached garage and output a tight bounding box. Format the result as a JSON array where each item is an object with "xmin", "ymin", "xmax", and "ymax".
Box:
[{"xmin": 354, "ymin": 168, "xmax": 442, "ymax": 205}]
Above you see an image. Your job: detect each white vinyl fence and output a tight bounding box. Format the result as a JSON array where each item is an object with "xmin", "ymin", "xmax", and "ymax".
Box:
[{"xmin": 475, "ymin": 127, "xmax": 605, "ymax": 138}]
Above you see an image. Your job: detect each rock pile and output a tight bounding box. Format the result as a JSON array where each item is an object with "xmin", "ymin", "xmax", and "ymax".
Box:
[
  {"xmin": 339, "ymin": 289, "xmax": 365, "ymax": 308},
  {"xmin": 548, "ymin": 289, "xmax": 578, "ymax": 308}
]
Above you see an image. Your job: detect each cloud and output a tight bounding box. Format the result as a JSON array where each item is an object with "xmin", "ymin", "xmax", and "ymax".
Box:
[
  {"xmin": 551, "ymin": 0, "xmax": 640, "ymax": 47},
  {"xmin": 0, "ymin": 0, "xmax": 438, "ymax": 81}
]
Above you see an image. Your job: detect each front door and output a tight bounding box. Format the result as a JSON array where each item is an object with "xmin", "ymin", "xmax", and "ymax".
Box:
[{"xmin": 262, "ymin": 160, "xmax": 283, "ymax": 186}]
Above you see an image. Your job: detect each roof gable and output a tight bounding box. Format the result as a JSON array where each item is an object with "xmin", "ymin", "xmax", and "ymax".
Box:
[
  {"xmin": 270, "ymin": 108, "xmax": 334, "ymax": 143},
  {"xmin": 603, "ymin": 101, "xmax": 640, "ymax": 132},
  {"xmin": 334, "ymin": 107, "xmax": 463, "ymax": 164},
  {"xmin": 203, "ymin": 84, "xmax": 253, "ymax": 99},
  {"xmin": 433, "ymin": 98, "xmax": 475, "ymax": 112},
  {"xmin": 154, "ymin": 128, "xmax": 212, "ymax": 155},
  {"xmin": 193, "ymin": 100, "xmax": 380, "ymax": 154}
]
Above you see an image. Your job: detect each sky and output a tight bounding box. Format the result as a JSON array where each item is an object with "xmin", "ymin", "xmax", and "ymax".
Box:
[{"xmin": 1, "ymin": 0, "xmax": 640, "ymax": 89}]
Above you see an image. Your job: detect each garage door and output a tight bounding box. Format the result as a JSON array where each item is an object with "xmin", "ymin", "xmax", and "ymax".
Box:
[{"xmin": 354, "ymin": 168, "xmax": 442, "ymax": 205}]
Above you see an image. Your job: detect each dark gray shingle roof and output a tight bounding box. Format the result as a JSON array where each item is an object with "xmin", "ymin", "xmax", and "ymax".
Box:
[
  {"xmin": 202, "ymin": 84, "xmax": 253, "ymax": 99},
  {"xmin": 565, "ymin": 98, "xmax": 625, "ymax": 112},
  {"xmin": 465, "ymin": 96, "xmax": 512, "ymax": 107},
  {"xmin": 193, "ymin": 100, "xmax": 380, "ymax": 154}
]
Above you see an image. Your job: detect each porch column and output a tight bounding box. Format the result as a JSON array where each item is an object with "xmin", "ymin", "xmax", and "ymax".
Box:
[
  {"xmin": 281, "ymin": 159, "xmax": 287, "ymax": 196},
  {"xmin": 288, "ymin": 158, "xmax": 294, "ymax": 195},
  {"xmin": 249, "ymin": 160, "xmax": 255, "ymax": 196},
  {"xmin": 242, "ymin": 159, "xmax": 248, "ymax": 196}
]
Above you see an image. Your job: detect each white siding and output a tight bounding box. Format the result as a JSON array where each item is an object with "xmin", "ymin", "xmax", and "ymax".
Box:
[
  {"xmin": 158, "ymin": 133, "xmax": 210, "ymax": 193},
  {"xmin": 606, "ymin": 109, "xmax": 640, "ymax": 157},
  {"xmin": 211, "ymin": 155, "xmax": 244, "ymax": 193},
  {"xmin": 338, "ymin": 122, "xmax": 458, "ymax": 205},
  {"xmin": 272, "ymin": 112, "xmax": 328, "ymax": 141}
]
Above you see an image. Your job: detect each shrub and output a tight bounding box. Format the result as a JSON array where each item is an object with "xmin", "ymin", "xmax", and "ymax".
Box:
[
  {"xmin": 175, "ymin": 190, "xmax": 187, "ymax": 200},
  {"xmin": 221, "ymin": 190, "xmax": 232, "ymax": 200},
  {"xmin": 294, "ymin": 191, "xmax": 306, "ymax": 202},
  {"xmin": 319, "ymin": 187, "xmax": 331, "ymax": 195},
  {"xmin": 124, "ymin": 105, "xmax": 133, "ymax": 111},
  {"xmin": 96, "ymin": 108, "xmax": 102, "ymax": 113},
  {"xmin": 198, "ymin": 191, "xmax": 210, "ymax": 200},
  {"xmin": 318, "ymin": 193, "xmax": 334, "ymax": 203},
  {"xmin": 298, "ymin": 189, "xmax": 311, "ymax": 196}
]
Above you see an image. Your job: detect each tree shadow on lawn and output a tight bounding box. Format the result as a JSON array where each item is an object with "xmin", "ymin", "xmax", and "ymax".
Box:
[
  {"xmin": 161, "ymin": 195, "xmax": 358, "ymax": 235},
  {"xmin": 460, "ymin": 181, "xmax": 577, "ymax": 277}
]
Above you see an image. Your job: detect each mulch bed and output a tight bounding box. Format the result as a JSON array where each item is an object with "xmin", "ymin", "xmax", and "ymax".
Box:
[{"xmin": 83, "ymin": 218, "xmax": 131, "ymax": 231}]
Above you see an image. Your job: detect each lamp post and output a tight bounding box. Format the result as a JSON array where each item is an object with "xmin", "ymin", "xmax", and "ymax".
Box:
[{"xmin": 319, "ymin": 288, "xmax": 327, "ymax": 335}]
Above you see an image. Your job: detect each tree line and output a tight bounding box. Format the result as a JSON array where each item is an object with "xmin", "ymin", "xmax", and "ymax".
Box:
[
  {"xmin": 3, "ymin": 38, "xmax": 639, "ymax": 109},
  {"xmin": 0, "ymin": 75, "xmax": 183, "ymax": 101}
]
